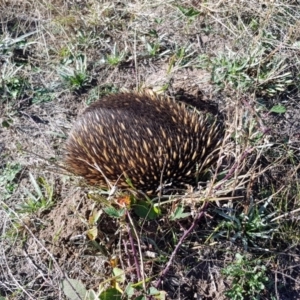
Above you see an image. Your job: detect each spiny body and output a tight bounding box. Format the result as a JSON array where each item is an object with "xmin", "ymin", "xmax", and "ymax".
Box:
[{"xmin": 65, "ymin": 91, "xmax": 222, "ymax": 194}]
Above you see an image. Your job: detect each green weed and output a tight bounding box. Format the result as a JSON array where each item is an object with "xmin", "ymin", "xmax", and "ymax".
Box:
[
  {"xmin": 58, "ymin": 54, "xmax": 90, "ymax": 90},
  {"xmin": 106, "ymin": 43, "xmax": 126, "ymax": 66},
  {"xmin": 210, "ymin": 198, "xmax": 277, "ymax": 250},
  {"xmin": 31, "ymin": 87, "xmax": 56, "ymax": 104},
  {"xmin": 0, "ymin": 31, "xmax": 37, "ymax": 102},
  {"xmin": 145, "ymin": 41, "xmax": 161, "ymax": 57},
  {"xmin": 140, "ymin": 35, "xmax": 170, "ymax": 59},
  {"xmin": 0, "ymin": 63, "xmax": 28, "ymax": 101},
  {"xmin": 222, "ymin": 253, "xmax": 268, "ymax": 300},
  {"xmin": 17, "ymin": 173, "xmax": 54, "ymax": 214},
  {"xmin": 0, "ymin": 163, "xmax": 22, "ymax": 200},
  {"xmin": 176, "ymin": 5, "xmax": 200, "ymax": 23},
  {"xmin": 167, "ymin": 44, "xmax": 196, "ymax": 73}
]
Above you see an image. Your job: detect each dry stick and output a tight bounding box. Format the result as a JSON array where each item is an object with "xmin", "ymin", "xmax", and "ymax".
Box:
[
  {"xmin": 274, "ymin": 266, "xmax": 279, "ymax": 300},
  {"xmin": 271, "ymin": 207, "xmax": 300, "ymax": 222},
  {"xmin": 3, "ymin": 252, "xmax": 35, "ymax": 299},
  {"xmin": 126, "ymin": 222, "xmax": 141, "ymax": 281},
  {"xmin": 155, "ymin": 201, "xmax": 209, "ymax": 288},
  {"xmin": 242, "ymin": 98, "xmax": 270, "ymax": 135},
  {"xmin": 155, "ymin": 147, "xmax": 253, "ymax": 288},
  {"xmin": 23, "ymin": 223, "xmax": 84, "ymax": 300}
]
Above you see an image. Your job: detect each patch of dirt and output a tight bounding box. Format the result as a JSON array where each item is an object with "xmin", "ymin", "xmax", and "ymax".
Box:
[
  {"xmin": 159, "ymin": 246, "xmax": 229, "ymax": 300},
  {"xmin": 267, "ymin": 94, "xmax": 300, "ymax": 144},
  {"xmin": 37, "ymin": 189, "xmax": 91, "ymax": 259},
  {"xmin": 21, "ymin": 188, "xmax": 114, "ymax": 293}
]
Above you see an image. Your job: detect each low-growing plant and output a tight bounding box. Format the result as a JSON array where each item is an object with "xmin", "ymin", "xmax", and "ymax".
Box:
[
  {"xmin": 222, "ymin": 253, "xmax": 269, "ymax": 300},
  {"xmin": 106, "ymin": 43, "xmax": 126, "ymax": 66},
  {"xmin": 198, "ymin": 46, "xmax": 293, "ymax": 96},
  {"xmin": 176, "ymin": 5, "xmax": 200, "ymax": 23},
  {"xmin": 1, "ymin": 63, "xmax": 28, "ymax": 101},
  {"xmin": 140, "ymin": 35, "xmax": 170, "ymax": 59},
  {"xmin": 167, "ymin": 44, "xmax": 196, "ymax": 73},
  {"xmin": 17, "ymin": 173, "xmax": 55, "ymax": 214},
  {"xmin": 145, "ymin": 41, "xmax": 160, "ymax": 57},
  {"xmin": 0, "ymin": 162, "xmax": 22, "ymax": 200},
  {"xmin": 209, "ymin": 197, "xmax": 277, "ymax": 250},
  {"xmin": 0, "ymin": 31, "xmax": 37, "ymax": 102},
  {"xmin": 58, "ymin": 54, "xmax": 90, "ymax": 90},
  {"xmin": 31, "ymin": 87, "xmax": 56, "ymax": 104}
]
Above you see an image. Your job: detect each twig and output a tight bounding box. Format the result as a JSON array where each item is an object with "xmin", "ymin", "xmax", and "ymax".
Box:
[
  {"xmin": 271, "ymin": 207, "xmax": 300, "ymax": 222},
  {"xmin": 126, "ymin": 210, "xmax": 146, "ymax": 291},
  {"xmin": 155, "ymin": 201, "xmax": 209, "ymax": 288},
  {"xmin": 1, "ymin": 216, "xmax": 35, "ymax": 300}
]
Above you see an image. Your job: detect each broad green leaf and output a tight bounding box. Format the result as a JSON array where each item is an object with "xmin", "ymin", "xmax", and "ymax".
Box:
[
  {"xmin": 125, "ymin": 283, "xmax": 135, "ymax": 298},
  {"xmin": 99, "ymin": 287, "xmax": 122, "ymax": 300},
  {"xmin": 270, "ymin": 105, "xmax": 286, "ymax": 114},
  {"xmin": 133, "ymin": 201, "xmax": 160, "ymax": 220},
  {"xmin": 113, "ymin": 267, "xmax": 125, "ymax": 283},
  {"xmin": 103, "ymin": 206, "xmax": 125, "ymax": 218},
  {"xmin": 149, "ymin": 287, "xmax": 166, "ymax": 299},
  {"xmin": 61, "ymin": 278, "xmax": 87, "ymax": 300}
]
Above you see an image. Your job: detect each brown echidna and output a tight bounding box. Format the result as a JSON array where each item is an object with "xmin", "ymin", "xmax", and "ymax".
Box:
[{"xmin": 65, "ymin": 91, "xmax": 223, "ymax": 195}]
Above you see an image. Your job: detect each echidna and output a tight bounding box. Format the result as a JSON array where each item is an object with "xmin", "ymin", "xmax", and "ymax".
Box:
[{"xmin": 65, "ymin": 91, "xmax": 223, "ymax": 195}]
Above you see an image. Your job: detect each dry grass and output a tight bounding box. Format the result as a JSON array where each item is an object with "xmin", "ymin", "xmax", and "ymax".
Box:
[{"xmin": 1, "ymin": 0, "xmax": 300, "ymax": 299}]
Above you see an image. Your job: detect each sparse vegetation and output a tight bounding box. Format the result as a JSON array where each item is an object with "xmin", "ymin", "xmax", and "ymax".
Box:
[
  {"xmin": 222, "ymin": 253, "xmax": 269, "ymax": 300},
  {"xmin": 210, "ymin": 197, "xmax": 277, "ymax": 250},
  {"xmin": 0, "ymin": 162, "xmax": 22, "ymax": 203},
  {"xmin": 58, "ymin": 54, "xmax": 91, "ymax": 91},
  {"xmin": 1, "ymin": 0, "xmax": 300, "ymax": 299},
  {"xmin": 105, "ymin": 43, "xmax": 127, "ymax": 66},
  {"xmin": 17, "ymin": 173, "xmax": 55, "ymax": 214}
]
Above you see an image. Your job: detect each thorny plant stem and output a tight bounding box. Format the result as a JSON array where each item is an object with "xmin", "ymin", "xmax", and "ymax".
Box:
[
  {"xmin": 126, "ymin": 210, "xmax": 146, "ymax": 291},
  {"xmin": 156, "ymin": 147, "xmax": 253, "ymax": 288},
  {"xmin": 155, "ymin": 201, "xmax": 209, "ymax": 288},
  {"xmin": 127, "ymin": 222, "xmax": 141, "ymax": 281}
]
